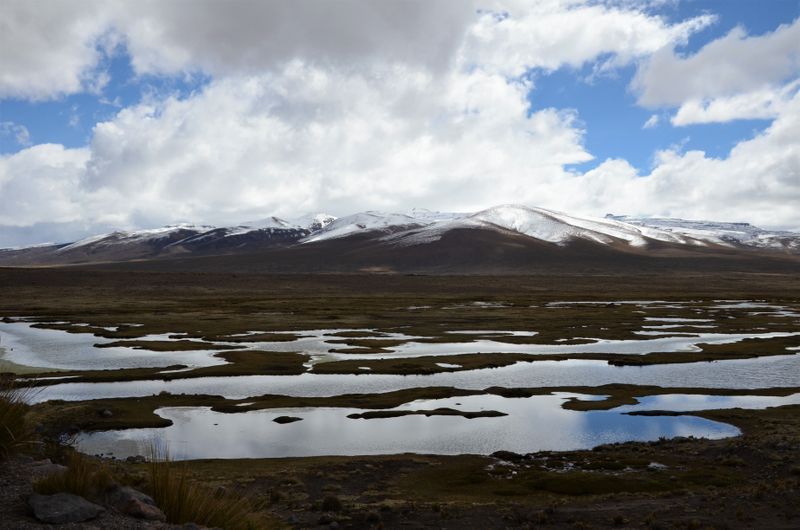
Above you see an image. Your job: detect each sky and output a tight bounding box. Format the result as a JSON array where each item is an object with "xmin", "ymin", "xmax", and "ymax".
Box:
[{"xmin": 0, "ymin": 0, "xmax": 799, "ymax": 248}]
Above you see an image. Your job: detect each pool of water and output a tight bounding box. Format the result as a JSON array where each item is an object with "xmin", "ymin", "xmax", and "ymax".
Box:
[
  {"xmin": 0, "ymin": 322, "xmax": 226, "ymax": 371},
  {"xmin": 27, "ymin": 354, "xmax": 800, "ymax": 404},
  {"xmin": 617, "ymin": 393, "xmax": 800, "ymax": 412},
  {"xmin": 11, "ymin": 298, "xmax": 800, "ymax": 460},
  {"xmin": 4, "ymin": 319, "xmax": 797, "ymax": 372},
  {"xmin": 74, "ymin": 393, "xmax": 740, "ymax": 459}
]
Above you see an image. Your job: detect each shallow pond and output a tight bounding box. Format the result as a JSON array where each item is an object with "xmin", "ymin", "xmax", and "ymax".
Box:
[
  {"xmin": 74, "ymin": 393, "xmax": 739, "ymax": 459},
  {"xmin": 4, "ymin": 319, "xmax": 798, "ymax": 372},
  {"xmin": 28, "ymin": 354, "xmax": 800, "ymax": 403},
  {"xmin": 0, "ymin": 322, "xmax": 226, "ymax": 371},
  {"xmin": 618, "ymin": 393, "xmax": 800, "ymax": 412}
]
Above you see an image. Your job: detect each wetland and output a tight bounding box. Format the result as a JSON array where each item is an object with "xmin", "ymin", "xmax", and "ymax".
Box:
[{"xmin": 1, "ymin": 268, "xmax": 799, "ymax": 528}]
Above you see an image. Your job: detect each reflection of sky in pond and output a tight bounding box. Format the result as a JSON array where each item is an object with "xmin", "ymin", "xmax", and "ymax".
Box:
[
  {"xmin": 0, "ymin": 322, "xmax": 225, "ymax": 370},
  {"xmin": 616, "ymin": 393, "xmax": 800, "ymax": 413},
  {"xmin": 318, "ymin": 331, "xmax": 799, "ymax": 361},
  {"xmin": 74, "ymin": 393, "xmax": 738, "ymax": 460},
  {"xmin": 5, "ymin": 318, "xmax": 799, "ymax": 372},
  {"xmin": 27, "ymin": 354, "xmax": 800, "ymax": 404}
]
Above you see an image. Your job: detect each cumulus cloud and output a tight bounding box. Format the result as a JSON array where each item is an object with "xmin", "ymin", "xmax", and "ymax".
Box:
[
  {"xmin": 1, "ymin": 0, "xmax": 712, "ymax": 100},
  {"xmin": 0, "ymin": 0, "xmax": 474, "ymax": 100},
  {"xmin": 0, "ymin": 0, "xmax": 110, "ymax": 99},
  {"xmin": 465, "ymin": 0, "xmax": 713, "ymax": 76},
  {"xmin": 671, "ymin": 80, "xmax": 800, "ymax": 125},
  {"xmin": 17, "ymin": 64, "xmax": 590, "ymax": 228},
  {"xmin": 1, "ymin": 0, "xmax": 797, "ymax": 247},
  {"xmin": 119, "ymin": 0, "xmax": 474, "ymax": 75},
  {"xmin": 0, "ymin": 144, "xmax": 90, "ymax": 226},
  {"xmin": 633, "ymin": 18, "xmax": 800, "ymax": 107},
  {"xmin": 576, "ymin": 90, "xmax": 800, "ymax": 227}
]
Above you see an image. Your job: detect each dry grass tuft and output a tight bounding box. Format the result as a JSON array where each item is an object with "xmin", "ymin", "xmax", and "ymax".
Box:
[
  {"xmin": 0, "ymin": 376, "xmax": 36, "ymax": 460},
  {"xmin": 147, "ymin": 444, "xmax": 265, "ymax": 529},
  {"xmin": 34, "ymin": 451, "xmax": 115, "ymax": 498}
]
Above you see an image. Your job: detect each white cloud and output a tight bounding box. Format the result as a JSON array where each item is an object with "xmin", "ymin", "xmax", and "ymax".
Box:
[
  {"xmin": 2, "ymin": 0, "xmax": 798, "ymax": 247},
  {"xmin": 0, "ymin": 0, "xmax": 111, "ymax": 99},
  {"xmin": 634, "ymin": 18, "xmax": 800, "ymax": 107},
  {"xmin": 465, "ymin": 1, "xmax": 714, "ymax": 76},
  {"xmin": 575, "ymin": 91, "xmax": 800, "ymax": 227},
  {"xmin": 0, "ymin": 121, "xmax": 31, "ymax": 146},
  {"xmin": 0, "ymin": 144, "xmax": 90, "ymax": 226},
  {"xmin": 0, "ymin": 0, "xmax": 475, "ymax": 100},
  {"xmin": 74, "ymin": 64, "xmax": 591, "ymax": 226},
  {"xmin": 642, "ymin": 114, "xmax": 659, "ymax": 129},
  {"xmin": 671, "ymin": 80, "xmax": 800, "ymax": 125},
  {"xmin": 0, "ymin": 0, "xmax": 713, "ymax": 101},
  {"xmin": 118, "ymin": 0, "xmax": 475, "ymax": 76}
]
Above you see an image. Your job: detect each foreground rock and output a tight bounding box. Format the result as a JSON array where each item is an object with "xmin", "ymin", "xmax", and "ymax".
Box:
[
  {"xmin": 107, "ymin": 485, "xmax": 167, "ymax": 522},
  {"xmin": 28, "ymin": 492, "xmax": 105, "ymax": 524},
  {"xmin": 27, "ymin": 459, "xmax": 68, "ymax": 479}
]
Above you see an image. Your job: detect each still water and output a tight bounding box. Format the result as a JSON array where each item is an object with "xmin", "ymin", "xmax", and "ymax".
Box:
[{"xmin": 75, "ymin": 393, "xmax": 741, "ymax": 459}]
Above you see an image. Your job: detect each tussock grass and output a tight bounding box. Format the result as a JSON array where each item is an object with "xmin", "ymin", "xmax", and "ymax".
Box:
[
  {"xmin": 147, "ymin": 444, "xmax": 264, "ymax": 529},
  {"xmin": 34, "ymin": 451, "xmax": 115, "ymax": 498},
  {"xmin": 0, "ymin": 376, "xmax": 36, "ymax": 459}
]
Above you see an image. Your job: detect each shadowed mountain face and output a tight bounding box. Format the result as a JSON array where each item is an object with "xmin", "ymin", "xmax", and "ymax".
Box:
[{"xmin": 1, "ymin": 205, "xmax": 798, "ymax": 274}]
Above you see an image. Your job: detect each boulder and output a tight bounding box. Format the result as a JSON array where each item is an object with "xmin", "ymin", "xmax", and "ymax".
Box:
[
  {"xmin": 107, "ymin": 485, "xmax": 166, "ymax": 522},
  {"xmin": 28, "ymin": 493, "xmax": 105, "ymax": 524},
  {"xmin": 29, "ymin": 459, "xmax": 68, "ymax": 479}
]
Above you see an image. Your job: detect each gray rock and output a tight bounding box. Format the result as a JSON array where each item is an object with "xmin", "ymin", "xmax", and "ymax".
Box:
[
  {"xmin": 99, "ymin": 409, "xmax": 113, "ymax": 418},
  {"xmin": 107, "ymin": 485, "xmax": 166, "ymax": 522},
  {"xmin": 28, "ymin": 493, "xmax": 105, "ymax": 524},
  {"xmin": 28, "ymin": 461, "xmax": 68, "ymax": 479}
]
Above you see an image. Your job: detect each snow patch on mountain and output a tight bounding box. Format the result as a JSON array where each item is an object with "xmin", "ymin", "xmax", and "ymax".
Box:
[
  {"xmin": 56, "ymin": 225, "xmax": 211, "ymax": 253},
  {"xmin": 608, "ymin": 215, "xmax": 800, "ymax": 252},
  {"xmin": 8, "ymin": 206, "xmax": 799, "ymax": 260},
  {"xmin": 303, "ymin": 212, "xmax": 425, "ymax": 243},
  {"xmin": 386, "ymin": 205, "xmax": 700, "ymax": 248}
]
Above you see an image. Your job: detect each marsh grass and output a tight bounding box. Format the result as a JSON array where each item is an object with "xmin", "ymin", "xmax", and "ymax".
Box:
[
  {"xmin": 34, "ymin": 451, "xmax": 115, "ymax": 498},
  {"xmin": 0, "ymin": 376, "xmax": 36, "ymax": 459},
  {"xmin": 147, "ymin": 444, "xmax": 264, "ymax": 529}
]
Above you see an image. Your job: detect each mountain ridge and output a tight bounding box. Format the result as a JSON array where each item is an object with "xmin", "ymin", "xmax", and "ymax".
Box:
[{"xmin": 1, "ymin": 205, "xmax": 798, "ymax": 271}]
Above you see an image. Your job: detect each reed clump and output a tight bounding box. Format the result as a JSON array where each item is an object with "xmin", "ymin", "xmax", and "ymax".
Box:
[
  {"xmin": 34, "ymin": 451, "xmax": 115, "ymax": 498},
  {"xmin": 0, "ymin": 376, "xmax": 35, "ymax": 460},
  {"xmin": 147, "ymin": 444, "xmax": 264, "ymax": 529}
]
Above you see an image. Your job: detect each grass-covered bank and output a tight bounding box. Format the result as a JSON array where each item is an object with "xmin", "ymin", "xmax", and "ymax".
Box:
[
  {"xmin": 103, "ymin": 404, "xmax": 798, "ymax": 529},
  {"xmin": 26, "ymin": 384, "xmax": 800, "ymax": 436}
]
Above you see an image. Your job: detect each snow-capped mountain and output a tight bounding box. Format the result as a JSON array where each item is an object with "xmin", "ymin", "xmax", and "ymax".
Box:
[
  {"xmin": 304, "ymin": 205, "xmax": 708, "ymax": 248},
  {"xmin": 54, "ymin": 225, "xmax": 215, "ymax": 254},
  {"xmin": 607, "ymin": 215, "xmax": 800, "ymax": 253},
  {"xmin": 303, "ymin": 211, "xmax": 426, "ymax": 243},
  {"xmin": 1, "ymin": 205, "xmax": 798, "ymax": 270}
]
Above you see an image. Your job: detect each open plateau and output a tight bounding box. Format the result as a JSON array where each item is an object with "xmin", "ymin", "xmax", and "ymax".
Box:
[{"xmin": 1, "ymin": 205, "xmax": 799, "ymax": 528}]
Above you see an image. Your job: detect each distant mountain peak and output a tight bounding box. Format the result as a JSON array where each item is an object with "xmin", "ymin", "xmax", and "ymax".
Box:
[{"xmin": 2, "ymin": 205, "xmax": 799, "ymax": 268}]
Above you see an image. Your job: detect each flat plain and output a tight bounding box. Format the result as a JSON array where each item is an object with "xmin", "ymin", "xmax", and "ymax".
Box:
[{"xmin": 1, "ymin": 267, "xmax": 800, "ymax": 528}]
